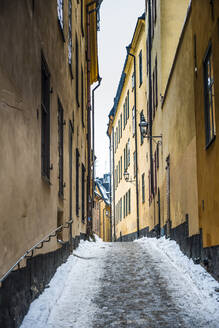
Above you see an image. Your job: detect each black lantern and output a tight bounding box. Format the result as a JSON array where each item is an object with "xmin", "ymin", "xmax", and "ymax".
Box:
[
  {"xmin": 139, "ymin": 113, "xmax": 149, "ymax": 138},
  {"xmin": 124, "ymin": 169, "xmax": 129, "ymax": 182}
]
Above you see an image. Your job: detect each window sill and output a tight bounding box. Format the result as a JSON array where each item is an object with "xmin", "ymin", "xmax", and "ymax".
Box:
[{"xmin": 205, "ymin": 135, "xmax": 216, "ymax": 150}]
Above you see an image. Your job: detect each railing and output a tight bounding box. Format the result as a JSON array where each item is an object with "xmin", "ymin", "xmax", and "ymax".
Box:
[{"xmin": 0, "ymin": 220, "xmax": 73, "ymax": 284}]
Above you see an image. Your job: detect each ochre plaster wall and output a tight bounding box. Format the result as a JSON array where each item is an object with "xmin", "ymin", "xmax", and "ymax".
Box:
[{"xmin": 0, "ymin": 0, "xmax": 90, "ymax": 277}]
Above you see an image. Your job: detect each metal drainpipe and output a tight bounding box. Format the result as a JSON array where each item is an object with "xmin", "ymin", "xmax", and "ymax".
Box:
[
  {"xmin": 108, "ymin": 119, "xmax": 114, "ymax": 242},
  {"xmin": 112, "ymin": 127, "xmax": 116, "ymax": 241},
  {"xmin": 127, "ymin": 51, "xmax": 140, "ymax": 239},
  {"xmin": 86, "ymin": 0, "xmax": 101, "ymax": 235},
  {"xmin": 109, "ymin": 132, "xmax": 112, "ymax": 242},
  {"xmin": 92, "ymin": 77, "xmax": 102, "ymax": 217},
  {"xmin": 148, "ymin": 0, "xmax": 154, "ymax": 195}
]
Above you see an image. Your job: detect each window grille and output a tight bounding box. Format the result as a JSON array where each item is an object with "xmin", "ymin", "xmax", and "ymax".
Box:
[{"xmin": 41, "ymin": 56, "xmax": 50, "ymax": 180}]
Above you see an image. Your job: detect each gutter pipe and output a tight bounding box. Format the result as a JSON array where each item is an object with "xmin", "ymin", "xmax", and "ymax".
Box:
[{"xmin": 127, "ymin": 50, "xmax": 140, "ymax": 239}]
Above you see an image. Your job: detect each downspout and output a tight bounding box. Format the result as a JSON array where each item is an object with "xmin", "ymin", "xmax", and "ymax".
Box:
[
  {"xmin": 127, "ymin": 51, "xmax": 140, "ymax": 239},
  {"xmin": 112, "ymin": 127, "xmax": 116, "ymax": 241},
  {"xmin": 148, "ymin": 0, "xmax": 154, "ymax": 195},
  {"xmin": 108, "ymin": 130, "xmax": 112, "ymax": 242},
  {"xmin": 92, "ymin": 77, "xmax": 102, "ymax": 221},
  {"xmin": 86, "ymin": 0, "xmax": 102, "ymax": 235},
  {"xmin": 108, "ymin": 119, "xmax": 114, "ymax": 242}
]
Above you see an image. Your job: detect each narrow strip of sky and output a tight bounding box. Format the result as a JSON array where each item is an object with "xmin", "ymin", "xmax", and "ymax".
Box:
[{"xmin": 95, "ymin": 0, "xmax": 145, "ymax": 178}]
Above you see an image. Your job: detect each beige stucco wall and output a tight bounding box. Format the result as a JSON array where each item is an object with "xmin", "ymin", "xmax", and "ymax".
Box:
[
  {"xmin": 0, "ymin": 0, "xmax": 91, "ymax": 278},
  {"xmin": 192, "ymin": 0, "xmax": 219, "ymax": 247}
]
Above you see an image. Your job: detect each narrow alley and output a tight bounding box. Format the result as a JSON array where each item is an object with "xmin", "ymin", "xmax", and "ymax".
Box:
[{"xmin": 21, "ymin": 238, "xmax": 219, "ymax": 328}]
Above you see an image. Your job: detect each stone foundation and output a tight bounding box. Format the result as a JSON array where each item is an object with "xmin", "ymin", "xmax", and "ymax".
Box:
[
  {"xmin": 116, "ymin": 222, "xmax": 219, "ymax": 282},
  {"xmin": 0, "ymin": 234, "xmax": 86, "ymax": 328}
]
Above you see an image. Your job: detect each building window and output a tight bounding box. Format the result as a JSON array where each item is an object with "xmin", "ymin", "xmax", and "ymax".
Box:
[
  {"xmin": 146, "ymin": 37, "xmax": 149, "ymax": 75},
  {"xmin": 127, "ymin": 90, "xmax": 130, "ymax": 119},
  {"xmin": 120, "ymin": 158, "xmax": 122, "ymax": 180},
  {"xmin": 75, "ymin": 35, "xmax": 79, "ymax": 106},
  {"xmin": 125, "ymin": 192, "xmax": 128, "ymax": 217},
  {"xmin": 81, "ymin": 164, "xmax": 86, "ymax": 222},
  {"xmin": 57, "ymin": 0, "xmax": 64, "ymax": 31},
  {"xmin": 123, "ymin": 195, "xmax": 125, "ymax": 218},
  {"xmin": 132, "ymin": 106, "xmax": 135, "ymax": 136},
  {"xmin": 142, "ymin": 173, "xmax": 145, "ymax": 203},
  {"xmin": 203, "ymin": 44, "xmax": 216, "ymax": 147},
  {"xmin": 120, "ymin": 198, "xmax": 122, "ymax": 220},
  {"xmin": 133, "ymin": 151, "xmax": 136, "ymax": 178},
  {"xmin": 127, "ymin": 139, "xmax": 130, "ymax": 166},
  {"xmin": 132, "ymin": 72, "xmax": 135, "ymax": 90},
  {"xmin": 58, "ymin": 99, "xmax": 64, "ymax": 198},
  {"xmin": 81, "ymin": 0, "xmax": 84, "ymax": 36},
  {"xmin": 139, "ymin": 50, "xmax": 143, "ymax": 86},
  {"xmin": 81, "ymin": 66, "xmax": 84, "ymax": 126},
  {"xmin": 155, "ymin": 56, "xmax": 158, "ymax": 109},
  {"xmin": 128, "ymin": 189, "xmax": 131, "ymax": 214},
  {"xmin": 120, "ymin": 113, "xmax": 122, "ymax": 137},
  {"xmin": 140, "ymin": 111, "xmax": 144, "ymax": 145},
  {"xmin": 41, "ymin": 56, "xmax": 50, "ymax": 181},
  {"xmin": 68, "ymin": 0, "xmax": 73, "ymax": 76},
  {"xmin": 76, "ymin": 148, "xmax": 80, "ymax": 216},
  {"xmin": 123, "ymin": 104, "xmax": 126, "ymax": 129}
]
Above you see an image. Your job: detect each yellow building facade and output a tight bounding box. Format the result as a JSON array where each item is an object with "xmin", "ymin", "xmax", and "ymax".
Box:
[
  {"xmin": 108, "ymin": 0, "xmax": 219, "ymax": 279},
  {"xmin": 0, "ymin": 0, "xmax": 102, "ymax": 325},
  {"xmin": 94, "ymin": 181, "xmax": 111, "ymax": 242},
  {"xmin": 108, "ymin": 14, "xmax": 150, "ymax": 241}
]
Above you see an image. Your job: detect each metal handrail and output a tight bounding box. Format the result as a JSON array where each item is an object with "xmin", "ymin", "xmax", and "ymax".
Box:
[{"xmin": 0, "ymin": 220, "xmax": 73, "ymax": 284}]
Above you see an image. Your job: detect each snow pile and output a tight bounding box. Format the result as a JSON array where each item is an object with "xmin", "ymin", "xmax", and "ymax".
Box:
[
  {"xmin": 21, "ymin": 239, "xmax": 107, "ymax": 328},
  {"xmin": 94, "ymin": 234, "xmax": 103, "ymax": 243},
  {"xmin": 135, "ymin": 236, "xmax": 219, "ymax": 324}
]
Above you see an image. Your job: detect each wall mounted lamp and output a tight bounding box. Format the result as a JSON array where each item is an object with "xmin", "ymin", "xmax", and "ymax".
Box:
[
  {"xmin": 124, "ymin": 169, "xmax": 136, "ymax": 184},
  {"xmin": 139, "ymin": 113, "xmax": 162, "ymax": 145}
]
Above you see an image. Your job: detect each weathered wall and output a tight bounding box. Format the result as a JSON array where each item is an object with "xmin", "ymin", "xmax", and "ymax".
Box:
[
  {"xmin": 0, "ymin": 0, "xmax": 89, "ymax": 279},
  {"xmin": 192, "ymin": 0, "xmax": 219, "ymax": 248}
]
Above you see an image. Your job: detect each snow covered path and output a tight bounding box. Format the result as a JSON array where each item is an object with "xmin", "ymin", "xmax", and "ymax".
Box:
[{"xmin": 21, "ymin": 237, "xmax": 219, "ymax": 328}]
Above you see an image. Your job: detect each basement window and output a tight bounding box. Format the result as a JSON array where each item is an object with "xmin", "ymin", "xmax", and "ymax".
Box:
[{"xmin": 203, "ymin": 44, "xmax": 216, "ymax": 148}]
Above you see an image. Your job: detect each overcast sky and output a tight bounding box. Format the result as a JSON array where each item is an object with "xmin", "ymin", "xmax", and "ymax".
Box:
[{"xmin": 94, "ymin": 0, "xmax": 145, "ymax": 178}]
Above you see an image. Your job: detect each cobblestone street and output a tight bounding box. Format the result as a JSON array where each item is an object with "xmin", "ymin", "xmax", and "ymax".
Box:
[
  {"xmin": 21, "ymin": 239, "xmax": 219, "ymax": 328},
  {"xmin": 92, "ymin": 242, "xmax": 217, "ymax": 328}
]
